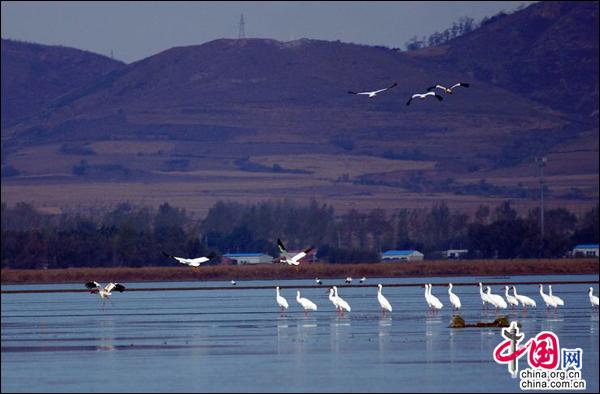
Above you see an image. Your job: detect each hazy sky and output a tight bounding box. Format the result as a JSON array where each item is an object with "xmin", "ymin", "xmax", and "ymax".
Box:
[{"xmin": 2, "ymin": 1, "xmax": 533, "ymax": 63}]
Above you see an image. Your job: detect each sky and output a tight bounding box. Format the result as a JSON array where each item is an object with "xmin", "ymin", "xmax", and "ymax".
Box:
[{"xmin": 1, "ymin": 1, "xmax": 534, "ymax": 63}]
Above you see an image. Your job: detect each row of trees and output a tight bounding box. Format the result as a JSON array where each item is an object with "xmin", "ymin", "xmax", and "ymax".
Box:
[{"xmin": 1, "ymin": 200, "xmax": 597, "ymax": 269}]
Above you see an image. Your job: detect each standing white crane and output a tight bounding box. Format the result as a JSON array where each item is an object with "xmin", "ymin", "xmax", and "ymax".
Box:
[
  {"xmin": 512, "ymin": 286, "xmax": 536, "ymax": 309},
  {"xmin": 377, "ymin": 284, "xmax": 393, "ymax": 315},
  {"xmin": 589, "ymin": 287, "xmax": 599, "ymax": 308},
  {"xmin": 277, "ymin": 239, "xmax": 313, "ymax": 266},
  {"xmin": 85, "ymin": 281, "xmax": 125, "ymax": 306},
  {"xmin": 504, "ymin": 286, "xmax": 519, "ymax": 309},
  {"xmin": 275, "ymin": 286, "xmax": 289, "ymax": 313},
  {"xmin": 539, "ymin": 284, "xmax": 558, "ymax": 309},
  {"xmin": 548, "ymin": 285, "xmax": 565, "ymax": 307},
  {"xmin": 478, "ymin": 282, "xmax": 490, "ymax": 309},
  {"xmin": 348, "ymin": 82, "xmax": 398, "ymax": 98},
  {"xmin": 333, "ymin": 286, "xmax": 351, "ymax": 314},
  {"xmin": 406, "ymin": 91, "xmax": 443, "ymax": 106},
  {"xmin": 296, "ymin": 290, "xmax": 317, "ymax": 315},
  {"xmin": 486, "ymin": 287, "xmax": 508, "ymax": 310},
  {"xmin": 427, "ymin": 284, "xmax": 443, "ymax": 311},
  {"xmin": 329, "ymin": 288, "xmax": 340, "ymax": 311},
  {"xmin": 448, "ymin": 283, "xmax": 461, "ymax": 311}
]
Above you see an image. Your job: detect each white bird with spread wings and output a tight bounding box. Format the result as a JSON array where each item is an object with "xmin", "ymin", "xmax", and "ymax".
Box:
[{"xmin": 277, "ymin": 239, "xmax": 314, "ymax": 266}]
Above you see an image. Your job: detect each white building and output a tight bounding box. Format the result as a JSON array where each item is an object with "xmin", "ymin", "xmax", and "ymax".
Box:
[
  {"xmin": 223, "ymin": 253, "xmax": 274, "ymax": 265},
  {"xmin": 572, "ymin": 244, "xmax": 599, "ymax": 258},
  {"xmin": 381, "ymin": 250, "xmax": 424, "ymax": 262},
  {"xmin": 443, "ymin": 249, "xmax": 469, "ymax": 259}
]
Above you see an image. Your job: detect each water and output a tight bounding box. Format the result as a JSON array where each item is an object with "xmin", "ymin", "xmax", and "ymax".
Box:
[{"xmin": 2, "ymin": 274, "xmax": 598, "ymax": 392}]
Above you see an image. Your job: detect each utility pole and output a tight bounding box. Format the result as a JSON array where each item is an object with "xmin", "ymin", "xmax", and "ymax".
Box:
[
  {"xmin": 536, "ymin": 156, "xmax": 547, "ymax": 257},
  {"xmin": 238, "ymin": 13, "xmax": 246, "ymax": 39}
]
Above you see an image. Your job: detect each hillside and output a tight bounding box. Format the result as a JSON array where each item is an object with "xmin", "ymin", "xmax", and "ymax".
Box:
[
  {"xmin": 411, "ymin": 1, "xmax": 599, "ymax": 120},
  {"xmin": 0, "ymin": 39, "xmax": 125, "ymax": 129},
  {"xmin": 1, "ymin": 2, "xmax": 597, "ymax": 217}
]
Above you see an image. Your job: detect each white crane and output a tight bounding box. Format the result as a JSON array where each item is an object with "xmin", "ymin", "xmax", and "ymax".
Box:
[
  {"xmin": 345, "ymin": 277, "xmax": 353, "ymax": 284},
  {"xmin": 539, "ymin": 284, "xmax": 558, "ymax": 309},
  {"xmin": 329, "ymin": 288, "xmax": 340, "ymax": 311},
  {"xmin": 377, "ymin": 284, "xmax": 393, "ymax": 315},
  {"xmin": 512, "ymin": 286, "xmax": 536, "ymax": 309},
  {"xmin": 504, "ymin": 285, "xmax": 519, "ymax": 309},
  {"xmin": 296, "ymin": 290, "xmax": 317, "ymax": 314},
  {"xmin": 230, "ymin": 280, "xmax": 237, "ymax": 286},
  {"xmin": 276, "ymin": 286, "xmax": 289, "ymax": 313},
  {"xmin": 406, "ymin": 91, "xmax": 443, "ymax": 106},
  {"xmin": 448, "ymin": 283, "xmax": 461, "ymax": 310},
  {"xmin": 427, "ymin": 284, "xmax": 443, "ymax": 311},
  {"xmin": 315, "ymin": 278, "xmax": 323, "ymax": 285},
  {"xmin": 478, "ymin": 282, "xmax": 490, "ymax": 308},
  {"xmin": 333, "ymin": 286, "xmax": 351, "ymax": 314},
  {"xmin": 424, "ymin": 283, "xmax": 432, "ymax": 308},
  {"xmin": 589, "ymin": 287, "xmax": 599, "ymax": 308},
  {"xmin": 486, "ymin": 286, "xmax": 508, "ymax": 309},
  {"xmin": 548, "ymin": 285, "xmax": 565, "ymax": 307},
  {"xmin": 162, "ymin": 251, "xmax": 216, "ymax": 267},
  {"xmin": 359, "ymin": 277, "xmax": 367, "ymax": 283},
  {"xmin": 277, "ymin": 239, "xmax": 314, "ymax": 266},
  {"xmin": 85, "ymin": 281, "xmax": 125, "ymax": 306},
  {"xmin": 348, "ymin": 82, "xmax": 397, "ymax": 98},
  {"xmin": 427, "ymin": 82, "xmax": 470, "ymax": 94}
]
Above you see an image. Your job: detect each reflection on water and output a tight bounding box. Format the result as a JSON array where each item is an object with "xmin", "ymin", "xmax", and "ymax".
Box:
[{"xmin": 2, "ymin": 275, "xmax": 598, "ymax": 393}]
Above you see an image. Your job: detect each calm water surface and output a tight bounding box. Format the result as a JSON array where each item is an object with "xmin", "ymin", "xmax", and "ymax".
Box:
[{"xmin": 2, "ymin": 274, "xmax": 598, "ymax": 392}]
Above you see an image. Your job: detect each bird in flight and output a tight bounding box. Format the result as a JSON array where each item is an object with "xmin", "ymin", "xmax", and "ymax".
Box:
[
  {"xmin": 162, "ymin": 251, "xmax": 216, "ymax": 267},
  {"xmin": 348, "ymin": 82, "xmax": 398, "ymax": 98},
  {"xmin": 427, "ymin": 82, "xmax": 470, "ymax": 95},
  {"xmin": 85, "ymin": 281, "xmax": 126, "ymax": 307},
  {"xmin": 277, "ymin": 238, "xmax": 314, "ymax": 266},
  {"xmin": 406, "ymin": 91, "xmax": 443, "ymax": 106}
]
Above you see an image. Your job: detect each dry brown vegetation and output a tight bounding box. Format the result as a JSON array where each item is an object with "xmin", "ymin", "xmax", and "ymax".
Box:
[{"xmin": 2, "ymin": 259, "xmax": 597, "ymax": 285}]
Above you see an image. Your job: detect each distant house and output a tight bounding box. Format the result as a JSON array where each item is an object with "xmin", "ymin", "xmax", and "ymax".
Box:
[
  {"xmin": 572, "ymin": 244, "xmax": 599, "ymax": 258},
  {"xmin": 222, "ymin": 253, "xmax": 274, "ymax": 265},
  {"xmin": 443, "ymin": 249, "xmax": 469, "ymax": 259},
  {"xmin": 381, "ymin": 250, "xmax": 424, "ymax": 262}
]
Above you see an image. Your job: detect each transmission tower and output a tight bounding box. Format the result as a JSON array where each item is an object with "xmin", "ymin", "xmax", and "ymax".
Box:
[{"xmin": 238, "ymin": 13, "xmax": 246, "ymax": 39}]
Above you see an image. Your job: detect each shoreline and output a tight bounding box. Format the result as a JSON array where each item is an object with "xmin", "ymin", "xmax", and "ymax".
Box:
[{"xmin": 2, "ymin": 258, "xmax": 598, "ymax": 285}]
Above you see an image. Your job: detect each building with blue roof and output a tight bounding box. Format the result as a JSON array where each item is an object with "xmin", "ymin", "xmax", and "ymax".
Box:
[
  {"xmin": 381, "ymin": 250, "xmax": 424, "ymax": 262},
  {"xmin": 223, "ymin": 253, "xmax": 274, "ymax": 265},
  {"xmin": 572, "ymin": 244, "xmax": 599, "ymax": 257}
]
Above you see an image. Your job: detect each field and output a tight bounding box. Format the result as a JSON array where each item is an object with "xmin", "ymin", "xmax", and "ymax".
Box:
[{"xmin": 2, "ymin": 258, "xmax": 597, "ymax": 284}]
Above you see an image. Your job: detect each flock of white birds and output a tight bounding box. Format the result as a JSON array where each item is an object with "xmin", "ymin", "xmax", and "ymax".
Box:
[
  {"xmin": 347, "ymin": 80, "xmax": 470, "ymax": 106},
  {"xmin": 87, "ymin": 238, "xmax": 599, "ymax": 313},
  {"xmin": 271, "ymin": 281, "xmax": 600, "ymax": 315}
]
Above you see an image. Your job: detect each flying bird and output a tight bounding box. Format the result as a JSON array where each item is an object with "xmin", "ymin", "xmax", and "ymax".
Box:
[
  {"xmin": 277, "ymin": 238, "xmax": 314, "ymax": 266},
  {"xmin": 406, "ymin": 91, "xmax": 443, "ymax": 106},
  {"xmin": 427, "ymin": 82, "xmax": 470, "ymax": 94},
  {"xmin": 348, "ymin": 82, "xmax": 398, "ymax": 98},
  {"xmin": 162, "ymin": 251, "xmax": 216, "ymax": 267},
  {"xmin": 85, "ymin": 281, "xmax": 125, "ymax": 306}
]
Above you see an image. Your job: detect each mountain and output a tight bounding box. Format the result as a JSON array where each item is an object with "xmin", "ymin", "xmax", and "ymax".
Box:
[
  {"xmin": 1, "ymin": 39, "xmax": 125, "ymax": 129},
  {"xmin": 1, "ymin": 2, "xmax": 597, "ymax": 216},
  {"xmin": 411, "ymin": 1, "xmax": 599, "ymax": 120}
]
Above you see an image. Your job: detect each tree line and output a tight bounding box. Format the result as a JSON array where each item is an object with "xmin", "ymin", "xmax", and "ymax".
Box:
[{"xmin": 1, "ymin": 200, "xmax": 597, "ymax": 269}]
